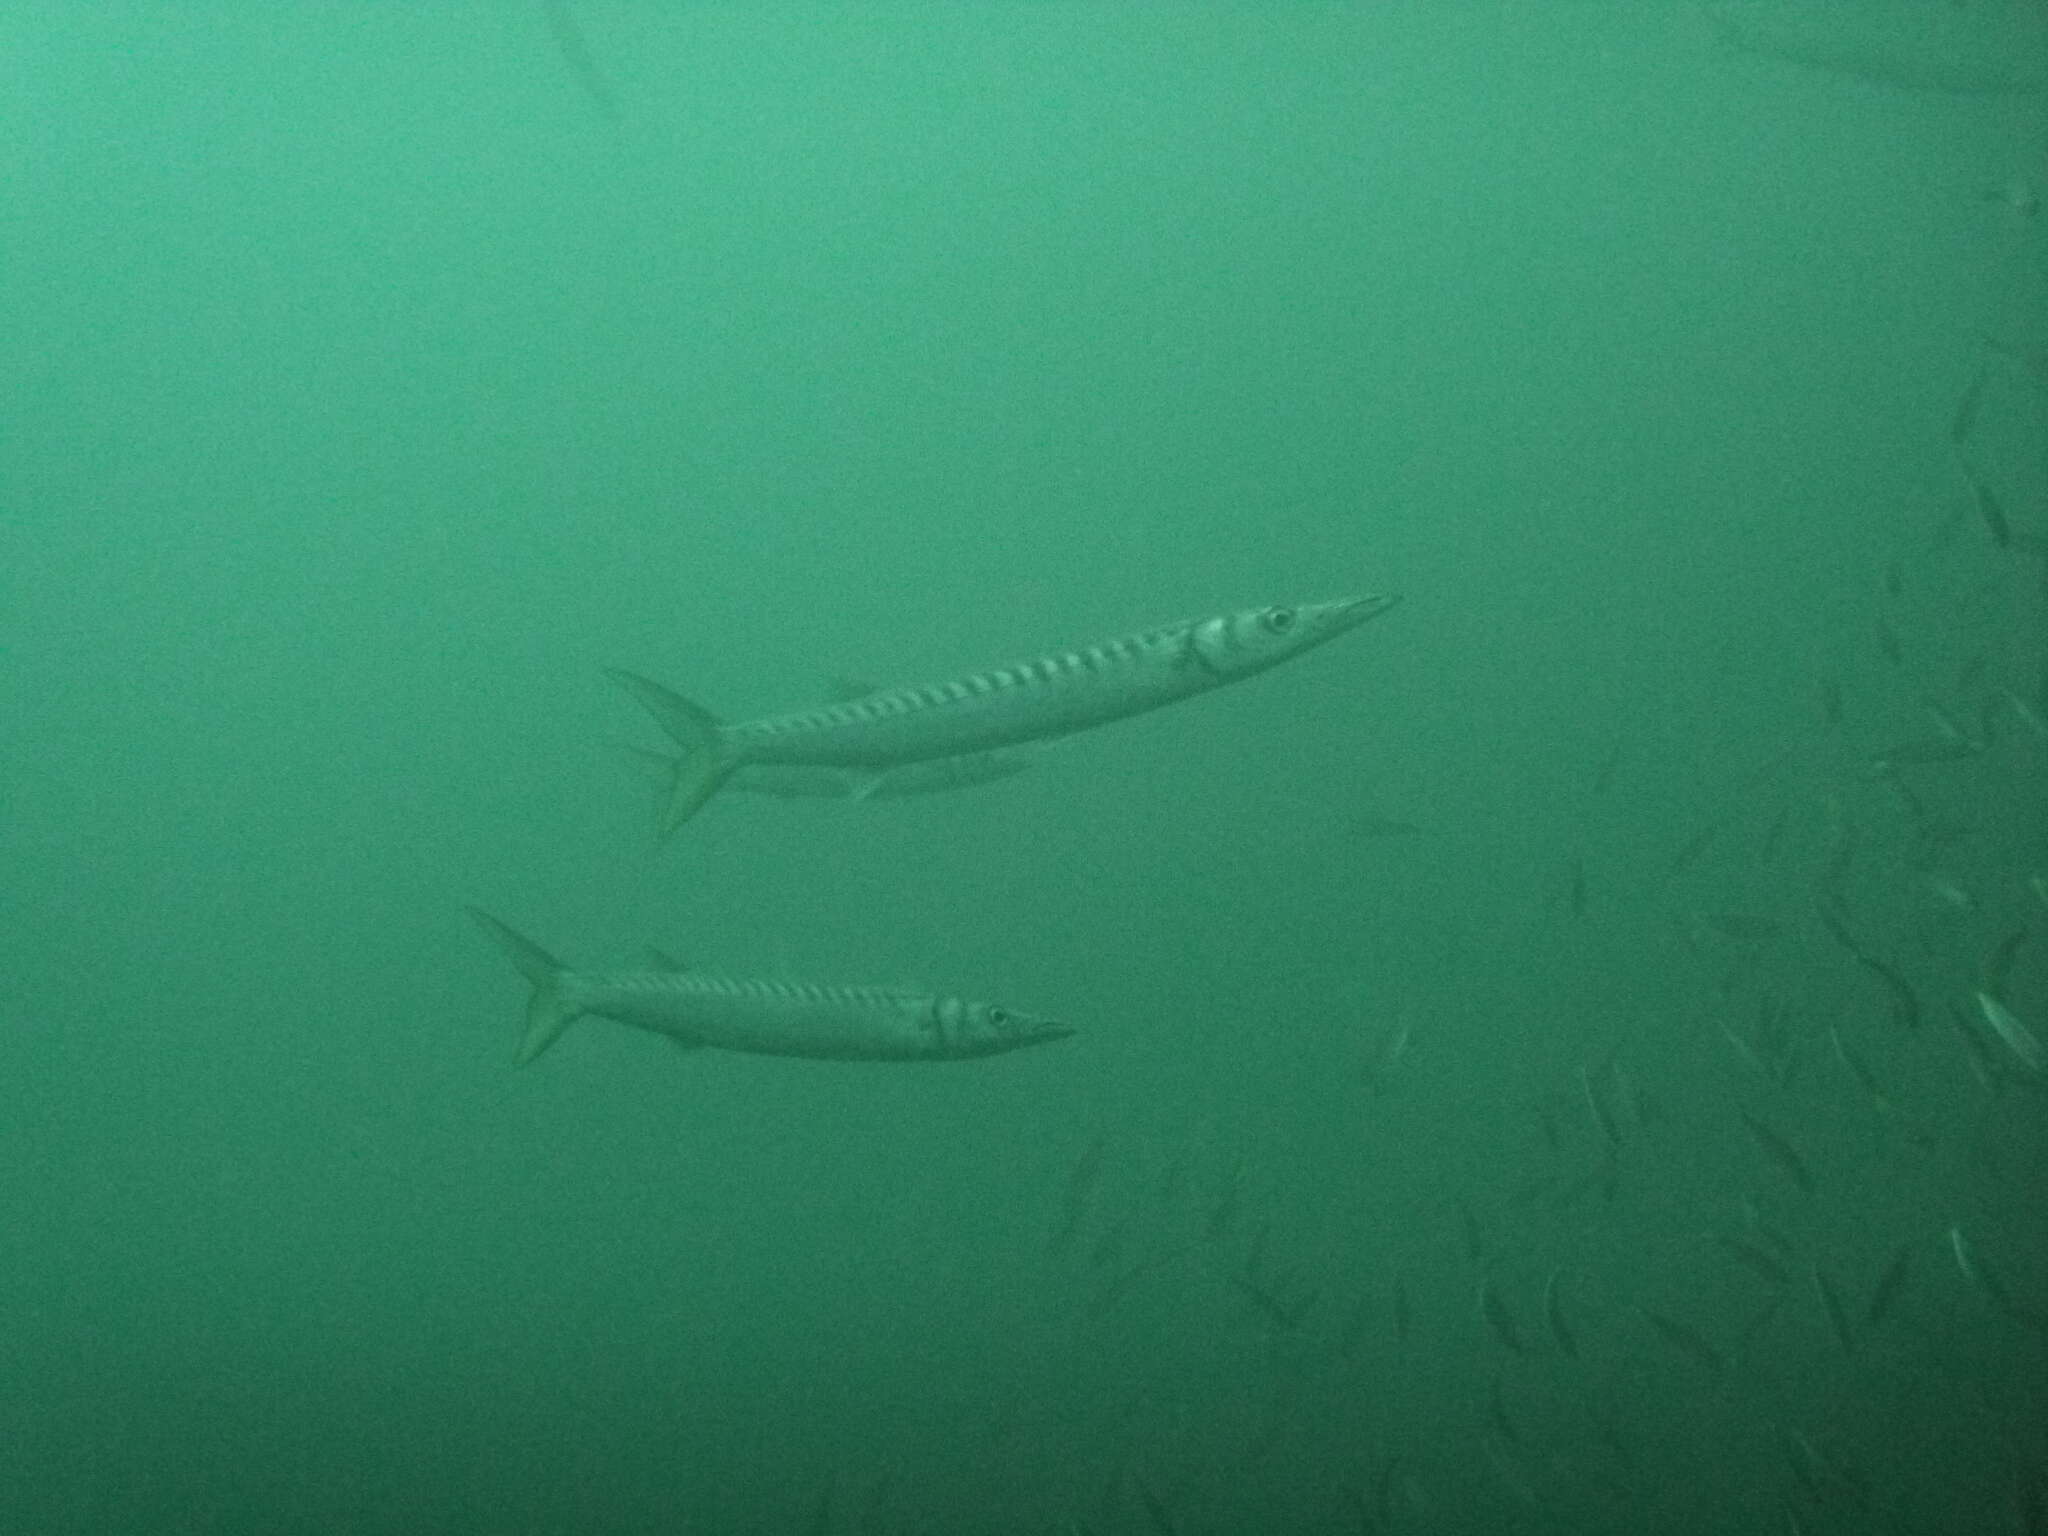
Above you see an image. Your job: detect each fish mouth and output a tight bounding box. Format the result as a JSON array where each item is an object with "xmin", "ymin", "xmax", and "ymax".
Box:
[
  {"xmin": 1334, "ymin": 592, "xmax": 1402, "ymax": 628},
  {"xmin": 1017, "ymin": 1020, "xmax": 1077, "ymax": 1048}
]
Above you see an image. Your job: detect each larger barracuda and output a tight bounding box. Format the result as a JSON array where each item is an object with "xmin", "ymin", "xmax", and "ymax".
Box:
[{"xmin": 610, "ymin": 593, "xmax": 1399, "ymax": 834}]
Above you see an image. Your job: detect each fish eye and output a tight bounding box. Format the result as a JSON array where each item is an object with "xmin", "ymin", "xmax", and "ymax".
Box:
[
  {"xmin": 1262, "ymin": 606, "xmax": 1296, "ymax": 634},
  {"xmin": 988, "ymin": 1007, "xmax": 1010, "ymax": 1027}
]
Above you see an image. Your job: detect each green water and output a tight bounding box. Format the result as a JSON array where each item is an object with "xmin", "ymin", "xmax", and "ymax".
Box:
[{"xmin": 3, "ymin": 3, "xmax": 2043, "ymax": 1532}]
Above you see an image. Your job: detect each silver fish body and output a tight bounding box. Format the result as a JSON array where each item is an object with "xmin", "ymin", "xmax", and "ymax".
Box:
[
  {"xmin": 625, "ymin": 742, "xmax": 1032, "ymax": 804},
  {"xmin": 613, "ymin": 594, "xmax": 1398, "ymax": 832},
  {"xmin": 469, "ymin": 909, "xmax": 1071, "ymax": 1066},
  {"xmin": 731, "ymin": 753, "xmax": 1030, "ymax": 800},
  {"xmin": 1975, "ymin": 990, "xmax": 2045, "ymax": 1074}
]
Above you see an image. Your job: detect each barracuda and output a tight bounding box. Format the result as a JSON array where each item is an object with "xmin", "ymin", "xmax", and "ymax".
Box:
[
  {"xmin": 626, "ymin": 742, "xmax": 1034, "ymax": 805},
  {"xmin": 469, "ymin": 910, "xmax": 1072, "ymax": 1066},
  {"xmin": 610, "ymin": 593, "xmax": 1399, "ymax": 834}
]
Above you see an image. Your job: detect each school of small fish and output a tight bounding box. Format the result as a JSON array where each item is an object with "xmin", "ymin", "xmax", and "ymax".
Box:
[{"xmin": 1002, "ymin": 345, "xmax": 2045, "ymax": 1530}]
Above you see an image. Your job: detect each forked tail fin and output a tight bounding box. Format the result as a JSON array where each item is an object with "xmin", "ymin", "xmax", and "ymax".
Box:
[
  {"xmin": 605, "ymin": 668, "xmax": 735, "ymax": 834},
  {"xmin": 466, "ymin": 908, "xmax": 585, "ymax": 1065}
]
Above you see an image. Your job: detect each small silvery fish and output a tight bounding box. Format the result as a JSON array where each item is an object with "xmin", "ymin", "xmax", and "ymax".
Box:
[
  {"xmin": 1741, "ymin": 1110, "xmax": 1815, "ymax": 1194},
  {"xmin": 468, "ymin": 909, "xmax": 1071, "ymax": 1065},
  {"xmin": 1811, "ymin": 1264, "xmax": 1855, "ymax": 1355},
  {"xmin": 541, "ymin": 0, "xmax": 620, "ymax": 120},
  {"xmin": 1946, "ymin": 1224, "xmax": 2040, "ymax": 1331},
  {"xmin": 1580, "ymin": 1061, "xmax": 1622, "ymax": 1147},
  {"xmin": 1955, "ymin": 454, "xmax": 2013, "ymax": 549},
  {"xmin": 1974, "ymin": 991, "xmax": 2045, "ymax": 1074},
  {"xmin": 611, "ymin": 594, "xmax": 1399, "ymax": 833},
  {"xmin": 1949, "ymin": 1224, "xmax": 1984, "ymax": 1289},
  {"xmin": 1999, "ymin": 688, "xmax": 2048, "ymax": 741},
  {"xmin": 1637, "ymin": 1307, "xmax": 1725, "ymax": 1372},
  {"xmin": 1869, "ymin": 735, "xmax": 1983, "ymax": 769},
  {"xmin": 1543, "ymin": 1269, "xmax": 1578, "ymax": 1358},
  {"xmin": 1360, "ymin": 1015, "xmax": 1415, "ymax": 1095},
  {"xmin": 1951, "ymin": 366, "xmax": 1989, "ymax": 446},
  {"xmin": 1479, "ymin": 1275, "xmax": 1528, "ymax": 1354},
  {"xmin": 1718, "ymin": 1231, "xmax": 1791, "ymax": 1287}
]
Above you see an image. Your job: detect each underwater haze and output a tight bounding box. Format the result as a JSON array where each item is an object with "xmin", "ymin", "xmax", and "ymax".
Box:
[{"xmin": 3, "ymin": 2, "xmax": 2045, "ymax": 1532}]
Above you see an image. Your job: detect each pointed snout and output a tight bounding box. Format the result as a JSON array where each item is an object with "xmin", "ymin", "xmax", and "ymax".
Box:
[
  {"xmin": 1012, "ymin": 1018, "xmax": 1077, "ymax": 1051},
  {"xmin": 1324, "ymin": 592, "xmax": 1402, "ymax": 632}
]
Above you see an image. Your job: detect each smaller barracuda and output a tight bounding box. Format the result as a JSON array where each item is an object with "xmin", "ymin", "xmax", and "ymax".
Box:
[
  {"xmin": 611, "ymin": 593, "xmax": 1399, "ymax": 834},
  {"xmin": 690, "ymin": 673, "xmax": 1033, "ymax": 801},
  {"xmin": 626, "ymin": 742, "xmax": 1033, "ymax": 804},
  {"xmin": 469, "ymin": 910, "xmax": 1072, "ymax": 1065}
]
